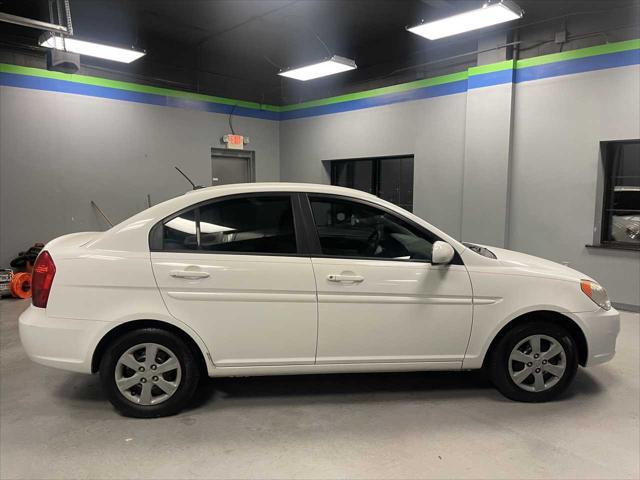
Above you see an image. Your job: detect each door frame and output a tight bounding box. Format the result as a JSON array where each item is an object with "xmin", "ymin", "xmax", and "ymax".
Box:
[{"xmin": 211, "ymin": 147, "xmax": 256, "ymax": 185}]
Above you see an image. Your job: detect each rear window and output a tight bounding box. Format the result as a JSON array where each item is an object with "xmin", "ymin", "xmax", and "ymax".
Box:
[{"xmin": 155, "ymin": 195, "xmax": 297, "ymax": 255}]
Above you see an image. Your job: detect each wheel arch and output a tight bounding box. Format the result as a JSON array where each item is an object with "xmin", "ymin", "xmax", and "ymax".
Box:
[
  {"xmin": 91, "ymin": 319, "xmax": 210, "ymax": 374},
  {"xmin": 482, "ymin": 310, "xmax": 589, "ymax": 368}
]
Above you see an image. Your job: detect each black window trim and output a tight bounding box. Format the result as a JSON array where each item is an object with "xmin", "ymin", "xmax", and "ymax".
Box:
[
  {"xmin": 149, "ymin": 191, "xmax": 312, "ymax": 257},
  {"xmin": 329, "ymin": 154, "xmax": 415, "ymax": 212},
  {"xmin": 598, "ymin": 139, "xmax": 640, "ymax": 251},
  {"xmin": 300, "ymin": 192, "xmax": 463, "ymax": 265}
]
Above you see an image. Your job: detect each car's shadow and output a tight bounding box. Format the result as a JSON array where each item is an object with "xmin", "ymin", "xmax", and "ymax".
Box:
[
  {"xmin": 54, "ymin": 366, "xmax": 607, "ymax": 413},
  {"xmin": 188, "ymin": 370, "xmax": 496, "ymax": 411}
]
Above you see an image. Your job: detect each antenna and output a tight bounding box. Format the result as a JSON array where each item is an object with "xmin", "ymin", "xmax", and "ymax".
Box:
[
  {"xmin": 90, "ymin": 200, "xmax": 114, "ymax": 227},
  {"xmin": 174, "ymin": 166, "xmax": 203, "ymax": 190}
]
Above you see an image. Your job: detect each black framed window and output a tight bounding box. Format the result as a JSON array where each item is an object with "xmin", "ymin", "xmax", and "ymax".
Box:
[
  {"xmin": 163, "ymin": 208, "xmax": 198, "ymax": 251},
  {"xmin": 601, "ymin": 140, "xmax": 640, "ymax": 249},
  {"xmin": 309, "ymin": 195, "xmax": 436, "ymax": 262},
  {"xmin": 330, "ymin": 155, "xmax": 414, "ymax": 211},
  {"xmin": 159, "ymin": 195, "xmax": 298, "ymax": 254}
]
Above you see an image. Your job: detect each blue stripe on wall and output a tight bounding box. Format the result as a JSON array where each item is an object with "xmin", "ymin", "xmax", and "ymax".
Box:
[
  {"xmin": 0, "ymin": 72, "xmax": 281, "ymax": 121},
  {"xmin": 279, "ymin": 80, "xmax": 468, "ymax": 120},
  {"xmin": 286, "ymin": 50, "xmax": 639, "ymax": 119},
  {"xmin": 515, "ymin": 49, "xmax": 640, "ymax": 83},
  {"xmin": 468, "ymin": 68, "xmax": 515, "ymax": 89},
  {"xmin": 1, "ymin": 49, "xmax": 638, "ymax": 121}
]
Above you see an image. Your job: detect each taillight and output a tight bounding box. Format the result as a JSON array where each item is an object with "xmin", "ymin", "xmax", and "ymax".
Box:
[{"xmin": 32, "ymin": 251, "xmax": 56, "ymax": 308}]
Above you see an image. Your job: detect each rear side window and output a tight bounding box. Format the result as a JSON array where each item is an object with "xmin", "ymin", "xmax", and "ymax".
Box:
[
  {"xmin": 199, "ymin": 196, "xmax": 296, "ymax": 254},
  {"xmin": 157, "ymin": 195, "xmax": 297, "ymax": 255}
]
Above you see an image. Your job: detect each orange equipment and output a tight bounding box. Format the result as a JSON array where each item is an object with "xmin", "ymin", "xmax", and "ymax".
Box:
[{"xmin": 10, "ymin": 272, "xmax": 32, "ymax": 299}]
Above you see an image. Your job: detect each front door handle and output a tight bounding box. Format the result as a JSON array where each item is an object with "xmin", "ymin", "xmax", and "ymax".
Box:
[
  {"xmin": 327, "ymin": 274, "xmax": 364, "ymax": 283},
  {"xmin": 170, "ymin": 270, "xmax": 210, "ymax": 279}
]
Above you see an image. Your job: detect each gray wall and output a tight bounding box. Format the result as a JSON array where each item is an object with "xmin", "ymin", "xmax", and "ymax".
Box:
[
  {"xmin": 461, "ymin": 82, "xmax": 514, "ymax": 247},
  {"xmin": 0, "ymin": 86, "xmax": 280, "ymax": 266},
  {"xmin": 280, "ymin": 94, "xmax": 468, "ymax": 239},
  {"xmin": 1, "ymin": 63, "xmax": 639, "ymax": 307},
  {"xmin": 509, "ymin": 67, "xmax": 640, "ymax": 307},
  {"xmin": 279, "ymin": 65, "xmax": 640, "ymax": 307}
]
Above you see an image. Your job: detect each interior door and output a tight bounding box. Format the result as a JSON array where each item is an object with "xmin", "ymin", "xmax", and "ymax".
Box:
[
  {"xmin": 305, "ymin": 194, "xmax": 473, "ymax": 366},
  {"xmin": 151, "ymin": 194, "xmax": 317, "ymax": 367},
  {"xmin": 211, "ymin": 149, "xmax": 253, "ymax": 185}
]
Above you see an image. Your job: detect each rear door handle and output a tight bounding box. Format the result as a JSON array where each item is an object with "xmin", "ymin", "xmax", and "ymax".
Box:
[
  {"xmin": 170, "ymin": 270, "xmax": 210, "ymax": 279},
  {"xmin": 327, "ymin": 274, "xmax": 364, "ymax": 283}
]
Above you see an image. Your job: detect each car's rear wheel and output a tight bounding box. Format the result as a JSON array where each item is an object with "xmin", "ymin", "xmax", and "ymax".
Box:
[
  {"xmin": 487, "ymin": 321, "xmax": 579, "ymax": 402},
  {"xmin": 99, "ymin": 328, "xmax": 200, "ymax": 418}
]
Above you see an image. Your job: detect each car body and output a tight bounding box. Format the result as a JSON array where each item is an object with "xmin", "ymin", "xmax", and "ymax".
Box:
[{"xmin": 19, "ymin": 183, "xmax": 620, "ymax": 417}]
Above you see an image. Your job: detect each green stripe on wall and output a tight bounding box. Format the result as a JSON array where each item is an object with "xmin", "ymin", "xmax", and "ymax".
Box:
[
  {"xmin": 1, "ymin": 39, "xmax": 638, "ymax": 114},
  {"xmin": 515, "ymin": 38, "xmax": 640, "ymax": 69},
  {"xmin": 468, "ymin": 60, "xmax": 514, "ymax": 76},
  {"xmin": 281, "ymin": 39, "xmax": 639, "ymax": 111},
  {"xmin": 279, "ymin": 71, "xmax": 468, "ymax": 112},
  {"xmin": 0, "ymin": 63, "xmax": 281, "ymax": 112}
]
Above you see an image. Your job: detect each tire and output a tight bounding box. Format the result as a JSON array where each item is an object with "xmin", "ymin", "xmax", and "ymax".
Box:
[
  {"xmin": 99, "ymin": 328, "xmax": 201, "ymax": 418},
  {"xmin": 487, "ymin": 320, "xmax": 578, "ymax": 402}
]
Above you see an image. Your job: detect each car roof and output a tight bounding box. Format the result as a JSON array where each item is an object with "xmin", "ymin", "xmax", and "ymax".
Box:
[{"xmin": 183, "ymin": 182, "xmax": 380, "ymax": 202}]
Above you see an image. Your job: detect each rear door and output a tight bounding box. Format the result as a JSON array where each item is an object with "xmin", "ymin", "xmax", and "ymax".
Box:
[{"xmin": 150, "ymin": 193, "xmax": 318, "ymax": 367}]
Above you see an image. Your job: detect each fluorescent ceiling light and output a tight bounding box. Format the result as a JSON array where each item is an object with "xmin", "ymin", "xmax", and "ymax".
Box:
[
  {"xmin": 39, "ymin": 34, "xmax": 145, "ymax": 63},
  {"xmin": 278, "ymin": 55, "xmax": 356, "ymax": 81},
  {"xmin": 408, "ymin": 0, "xmax": 523, "ymax": 40}
]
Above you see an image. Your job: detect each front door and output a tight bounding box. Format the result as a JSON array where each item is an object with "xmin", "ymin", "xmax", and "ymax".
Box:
[
  {"xmin": 305, "ymin": 194, "xmax": 473, "ymax": 366},
  {"xmin": 151, "ymin": 193, "xmax": 317, "ymax": 367}
]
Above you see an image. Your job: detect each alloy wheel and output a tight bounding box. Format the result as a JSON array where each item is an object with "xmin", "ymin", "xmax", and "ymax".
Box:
[
  {"xmin": 508, "ymin": 334, "xmax": 567, "ymax": 393},
  {"xmin": 114, "ymin": 343, "xmax": 182, "ymax": 405}
]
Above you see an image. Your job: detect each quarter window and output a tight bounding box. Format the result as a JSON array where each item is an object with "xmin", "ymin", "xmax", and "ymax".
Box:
[
  {"xmin": 163, "ymin": 209, "xmax": 198, "ymax": 251},
  {"xmin": 309, "ymin": 196, "xmax": 436, "ymax": 261},
  {"xmin": 161, "ymin": 195, "xmax": 297, "ymax": 254}
]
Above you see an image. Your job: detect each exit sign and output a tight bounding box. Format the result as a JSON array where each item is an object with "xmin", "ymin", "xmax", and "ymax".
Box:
[{"xmin": 223, "ymin": 134, "xmax": 245, "ymax": 150}]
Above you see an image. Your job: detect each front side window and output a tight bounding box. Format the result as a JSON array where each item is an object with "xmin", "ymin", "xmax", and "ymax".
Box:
[
  {"xmin": 160, "ymin": 195, "xmax": 297, "ymax": 254},
  {"xmin": 309, "ymin": 196, "xmax": 435, "ymax": 261},
  {"xmin": 601, "ymin": 140, "xmax": 640, "ymax": 248}
]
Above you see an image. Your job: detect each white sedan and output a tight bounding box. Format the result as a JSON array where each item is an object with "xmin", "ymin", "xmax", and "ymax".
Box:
[{"xmin": 19, "ymin": 183, "xmax": 620, "ymax": 417}]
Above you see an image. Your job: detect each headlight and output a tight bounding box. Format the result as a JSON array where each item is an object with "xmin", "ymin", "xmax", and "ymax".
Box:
[{"xmin": 580, "ymin": 280, "xmax": 612, "ymax": 310}]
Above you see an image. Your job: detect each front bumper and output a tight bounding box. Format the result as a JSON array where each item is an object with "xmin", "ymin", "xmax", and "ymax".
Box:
[
  {"xmin": 576, "ymin": 307, "xmax": 620, "ymax": 366},
  {"xmin": 19, "ymin": 305, "xmax": 107, "ymax": 373}
]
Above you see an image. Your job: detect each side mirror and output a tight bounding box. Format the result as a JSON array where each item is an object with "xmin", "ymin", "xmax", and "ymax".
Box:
[{"xmin": 432, "ymin": 241, "xmax": 455, "ymax": 265}]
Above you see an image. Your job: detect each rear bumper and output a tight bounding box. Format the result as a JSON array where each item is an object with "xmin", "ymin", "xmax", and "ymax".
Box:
[
  {"xmin": 19, "ymin": 305, "xmax": 106, "ymax": 373},
  {"xmin": 576, "ymin": 307, "xmax": 620, "ymax": 366}
]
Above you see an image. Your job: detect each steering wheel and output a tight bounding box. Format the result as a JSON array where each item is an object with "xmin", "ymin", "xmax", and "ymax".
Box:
[{"xmin": 365, "ymin": 225, "xmax": 383, "ymax": 256}]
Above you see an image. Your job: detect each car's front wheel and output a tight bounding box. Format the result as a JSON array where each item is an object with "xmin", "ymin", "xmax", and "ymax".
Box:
[
  {"xmin": 487, "ymin": 321, "xmax": 579, "ymax": 402},
  {"xmin": 99, "ymin": 328, "xmax": 201, "ymax": 418}
]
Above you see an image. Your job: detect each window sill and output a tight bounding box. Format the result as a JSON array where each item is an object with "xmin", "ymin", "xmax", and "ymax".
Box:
[{"xmin": 585, "ymin": 244, "xmax": 640, "ymax": 253}]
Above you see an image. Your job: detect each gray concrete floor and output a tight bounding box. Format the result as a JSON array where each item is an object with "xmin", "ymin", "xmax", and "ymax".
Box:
[{"xmin": 1, "ymin": 299, "xmax": 638, "ymax": 480}]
